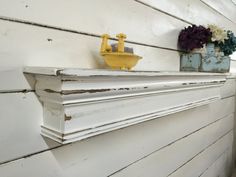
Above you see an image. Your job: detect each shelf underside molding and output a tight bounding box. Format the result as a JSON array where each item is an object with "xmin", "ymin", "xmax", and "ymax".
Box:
[{"xmin": 24, "ymin": 67, "xmax": 227, "ymax": 144}]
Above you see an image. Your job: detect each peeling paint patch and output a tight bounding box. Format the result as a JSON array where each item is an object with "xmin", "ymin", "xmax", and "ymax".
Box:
[
  {"xmin": 44, "ymin": 89, "xmax": 56, "ymax": 93},
  {"xmin": 44, "ymin": 89, "xmax": 111, "ymax": 95},
  {"xmin": 65, "ymin": 115, "xmax": 72, "ymax": 121},
  {"xmin": 62, "ymin": 79, "xmax": 78, "ymax": 82},
  {"xmin": 118, "ymin": 88, "xmax": 130, "ymax": 91}
]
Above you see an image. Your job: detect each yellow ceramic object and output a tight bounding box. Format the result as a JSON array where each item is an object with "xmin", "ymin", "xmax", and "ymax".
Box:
[
  {"xmin": 101, "ymin": 52, "xmax": 142, "ymax": 70},
  {"xmin": 100, "ymin": 33, "xmax": 142, "ymax": 70}
]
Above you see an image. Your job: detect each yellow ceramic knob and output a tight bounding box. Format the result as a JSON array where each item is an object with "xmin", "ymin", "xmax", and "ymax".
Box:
[
  {"xmin": 100, "ymin": 34, "xmax": 111, "ymax": 53},
  {"xmin": 116, "ymin": 33, "xmax": 127, "ymax": 53}
]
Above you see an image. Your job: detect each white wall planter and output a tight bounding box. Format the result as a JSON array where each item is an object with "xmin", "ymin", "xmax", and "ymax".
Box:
[{"xmin": 24, "ymin": 67, "xmax": 227, "ymax": 144}]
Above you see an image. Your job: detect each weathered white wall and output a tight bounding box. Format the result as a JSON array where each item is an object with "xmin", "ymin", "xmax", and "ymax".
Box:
[{"xmin": 0, "ymin": 0, "xmax": 236, "ymax": 177}]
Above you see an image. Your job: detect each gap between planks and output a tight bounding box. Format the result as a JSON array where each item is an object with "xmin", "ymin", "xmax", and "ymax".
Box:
[
  {"xmin": 135, "ymin": 0, "xmax": 236, "ymax": 26},
  {"xmin": 0, "ymin": 15, "xmax": 178, "ymax": 52},
  {"xmin": 134, "ymin": 0, "xmax": 193, "ymax": 25},
  {"xmin": 166, "ymin": 130, "xmax": 233, "ymax": 177},
  {"xmin": 0, "ymin": 89, "xmax": 34, "ymax": 94}
]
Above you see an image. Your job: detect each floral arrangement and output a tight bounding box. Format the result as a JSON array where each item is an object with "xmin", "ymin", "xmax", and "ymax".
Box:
[
  {"xmin": 178, "ymin": 24, "xmax": 236, "ymax": 56},
  {"xmin": 207, "ymin": 24, "xmax": 228, "ymax": 44},
  {"xmin": 178, "ymin": 25, "xmax": 211, "ymax": 52},
  {"xmin": 218, "ymin": 31, "xmax": 236, "ymax": 56}
]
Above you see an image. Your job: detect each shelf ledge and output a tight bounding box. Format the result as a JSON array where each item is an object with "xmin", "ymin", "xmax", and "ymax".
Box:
[{"xmin": 24, "ymin": 67, "xmax": 227, "ymax": 144}]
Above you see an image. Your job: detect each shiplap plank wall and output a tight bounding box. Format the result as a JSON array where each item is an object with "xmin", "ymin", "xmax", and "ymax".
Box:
[
  {"xmin": 0, "ymin": 100, "xmax": 234, "ymax": 177},
  {"xmin": 111, "ymin": 125, "xmax": 233, "ymax": 177},
  {"xmin": 0, "ymin": 0, "xmax": 236, "ymax": 177},
  {"xmin": 200, "ymin": 147, "xmax": 233, "ymax": 177}
]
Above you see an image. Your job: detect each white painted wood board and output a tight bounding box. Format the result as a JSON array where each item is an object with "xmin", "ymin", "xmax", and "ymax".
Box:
[
  {"xmin": 200, "ymin": 150, "xmax": 228, "ymax": 177},
  {"xmin": 138, "ymin": 0, "xmax": 236, "ymax": 33},
  {"xmin": 200, "ymin": 147, "xmax": 232, "ymax": 177},
  {"xmin": 167, "ymin": 135, "xmax": 233, "ymax": 177},
  {"xmin": 220, "ymin": 79, "xmax": 236, "ymax": 98},
  {"xmin": 0, "ymin": 20, "xmax": 180, "ymax": 91},
  {"xmin": 0, "ymin": 0, "xmax": 188, "ymax": 50},
  {"xmin": 0, "ymin": 0, "xmax": 235, "ymax": 46},
  {"xmin": 110, "ymin": 117, "xmax": 234, "ymax": 177},
  {"xmin": 0, "ymin": 114, "xmax": 233, "ymax": 177},
  {"xmin": 0, "ymin": 92, "xmax": 60, "ymax": 164},
  {"xmin": 231, "ymin": 61, "xmax": 236, "ymax": 73},
  {"xmin": 201, "ymin": 0, "xmax": 236, "ymax": 24}
]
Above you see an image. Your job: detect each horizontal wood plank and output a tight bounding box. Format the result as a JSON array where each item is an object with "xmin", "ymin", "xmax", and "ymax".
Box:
[
  {"xmin": 201, "ymin": 0, "xmax": 236, "ymax": 24},
  {"xmin": 0, "ymin": 92, "xmax": 60, "ymax": 164},
  {"xmin": 137, "ymin": 0, "xmax": 236, "ymax": 33},
  {"xmin": 168, "ymin": 134, "xmax": 233, "ymax": 177},
  {"xmin": 200, "ymin": 147, "xmax": 232, "ymax": 177},
  {"xmin": 0, "ymin": 0, "xmax": 188, "ymax": 50},
  {"xmin": 220, "ymin": 79, "xmax": 236, "ymax": 98}
]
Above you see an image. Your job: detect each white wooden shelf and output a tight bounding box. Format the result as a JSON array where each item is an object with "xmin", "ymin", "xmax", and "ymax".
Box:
[{"xmin": 24, "ymin": 67, "xmax": 227, "ymax": 144}]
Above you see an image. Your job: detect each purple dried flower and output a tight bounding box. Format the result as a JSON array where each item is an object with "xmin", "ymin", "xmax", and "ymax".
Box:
[{"xmin": 178, "ymin": 25, "xmax": 212, "ymax": 52}]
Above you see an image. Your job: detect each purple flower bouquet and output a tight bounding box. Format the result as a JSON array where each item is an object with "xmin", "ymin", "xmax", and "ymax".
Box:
[{"xmin": 178, "ymin": 25, "xmax": 212, "ymax": 52}]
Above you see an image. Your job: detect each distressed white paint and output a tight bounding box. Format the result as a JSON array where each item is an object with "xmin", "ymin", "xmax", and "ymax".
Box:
[{"xmin": 24, "ymin": 67, "xmax": 227, "ymax": 143}]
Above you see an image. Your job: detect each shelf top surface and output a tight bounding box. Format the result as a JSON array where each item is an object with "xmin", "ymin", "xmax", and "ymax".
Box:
[{"xmin": 23, "ymin": 67, "xmax": 230, "ymax": 77}]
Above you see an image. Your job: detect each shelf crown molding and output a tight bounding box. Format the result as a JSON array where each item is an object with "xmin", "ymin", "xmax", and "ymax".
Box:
[{"xmin": 24, "ymin": 67, "xmax": 227, "ymax": 144}]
